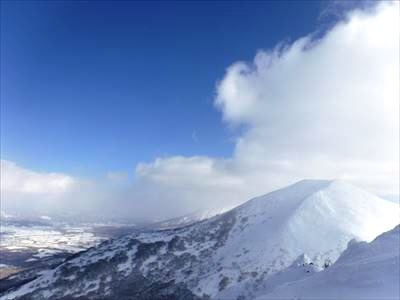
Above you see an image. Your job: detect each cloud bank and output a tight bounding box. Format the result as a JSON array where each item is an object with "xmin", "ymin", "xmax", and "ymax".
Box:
[
  {"xmin": 1, "ymin": 160, "xmax": 77, "ymax": 216},
  {"xmin": 136, "ymin": 1, "xmax": 399, "ymax": 214},
  {"xmin": 1, "ymin": 2, "xmax": 398, "ymax": 221}
]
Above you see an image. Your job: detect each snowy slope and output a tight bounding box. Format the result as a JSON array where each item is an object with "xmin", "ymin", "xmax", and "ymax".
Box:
[
  {"xmin": 1, "ymin": 180, "xmax": 398, "ymax": 300},
  {"xmin": 151, "ymin": 207, "xmax": 232, "ymax": 229},
  {"xmin": 257, "ymin": 225, "xmax": 400, "ymax": 299}
]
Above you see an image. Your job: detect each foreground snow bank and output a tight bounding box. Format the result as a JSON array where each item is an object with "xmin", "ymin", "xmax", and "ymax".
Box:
[{"xmin": 257, "ymin": 225, "xmax": 400, "ymax": 299}]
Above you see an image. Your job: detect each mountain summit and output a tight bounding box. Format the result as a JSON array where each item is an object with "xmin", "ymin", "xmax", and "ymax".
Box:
[{"xmin": 2, "ymin": 180, "xmax": 398, "ymax": 300}]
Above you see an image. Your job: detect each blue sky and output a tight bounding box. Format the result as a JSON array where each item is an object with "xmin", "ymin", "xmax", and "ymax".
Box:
[
  {"xmin": 1, "ymin": 1, "xmax": 325, "ymax": 176},
  {"xmin": 1, "ymin": 1, "xmax": 398, "ymax": 220}
]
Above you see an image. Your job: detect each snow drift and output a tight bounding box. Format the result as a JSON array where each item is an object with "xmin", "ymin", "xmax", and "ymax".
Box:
[{"xmin": 257, "ymin": 225, "xmax": 400, "ymax": 299}]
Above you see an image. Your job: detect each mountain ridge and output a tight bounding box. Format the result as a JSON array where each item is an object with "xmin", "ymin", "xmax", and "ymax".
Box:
[{"xmin": 1, "ymin": 180, "xmax": 398, "ymax": 300}]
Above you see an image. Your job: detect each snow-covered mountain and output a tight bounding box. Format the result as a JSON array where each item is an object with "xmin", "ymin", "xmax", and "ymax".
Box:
[
  {"xmin": 1, "ymin": 180, "xmax": 398, "ymax": 300},
  {"xmin": 256, "ymin": 224, "xmax": 400, "ymax": 299},
  {"xmin": 151, "ymin": 207, "xmax": 232, "ymax": 230}
]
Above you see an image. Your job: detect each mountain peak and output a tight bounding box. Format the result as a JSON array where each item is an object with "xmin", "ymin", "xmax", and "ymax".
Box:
[
  {"xmin": 286, "ymin": 178, "xmax": 356, "ymax": 192},
  {"xmin": 292, "ymin": 178, "xmax": 334, "ymax": 186}
]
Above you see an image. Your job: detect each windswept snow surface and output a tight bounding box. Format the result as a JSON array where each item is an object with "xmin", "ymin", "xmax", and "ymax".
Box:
[
  {"xmin": 1, "ymin": 180, "xmax": 399, "ymax": 300},
  {"xmin": 152, "ymin": 207, "xmax": 233, "ymax": 229},
  {"xmin": 257, "ymin": 225, "xmax": 400, "ymax": 299}
]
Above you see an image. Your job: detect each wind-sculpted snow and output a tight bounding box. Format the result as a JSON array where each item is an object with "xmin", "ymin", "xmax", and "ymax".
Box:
[
  {"xmin": 256, "ymin": 225, "xmax": 400, "ymax": 299},
  {"xmin": 151, "ymin": 207, "xmax": 232, "ymax": 230},
  {"xmin": 1, "ymin": 180, "xmax": 399, "ymax": 300}
]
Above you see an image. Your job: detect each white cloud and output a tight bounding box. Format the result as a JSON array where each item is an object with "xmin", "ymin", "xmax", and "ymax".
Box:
[
  {"xmin": 134, "ymin": 1, "xmax": 399, "ymax": 214},
  {"xmin": 215, "ymin": 1, "xmax": 398, "ymax": 194},
  {"xmin": 136, "ymin": 156, "xmax": 242, "ymax": 188},
  {"xmin": 0, "ymin": 160, "xmax": 79, "ymax": 217},
  {"xmin": 1, "ymin": 2, "xmax": 398, "ymax": 221},
  {"xmin": 134, "ymin": 156, "xmax": 245, "ymax": 217},
  {"xmin": 1, "ymin": 160, "xmax": 75, "ymax": 195},
  {"xmin": 0, "ymin": 160, "xmax": 132, "ymax": 220}
]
